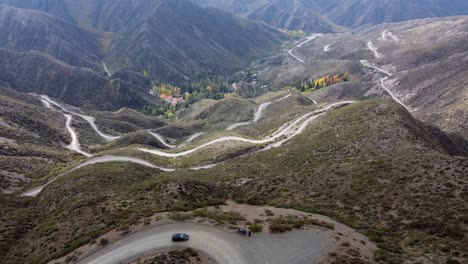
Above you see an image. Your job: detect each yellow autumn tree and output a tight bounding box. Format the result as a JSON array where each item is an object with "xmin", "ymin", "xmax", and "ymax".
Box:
[
  {"xmin": 143, "ymin": 70, "xmax": 150, "ymax": 79},
  {"xmin": 184, "ymin": 92, "xmax": 191, "ymax": 102}
]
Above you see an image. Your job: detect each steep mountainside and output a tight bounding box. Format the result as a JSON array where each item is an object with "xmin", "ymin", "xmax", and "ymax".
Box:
[
  {"xmin": 194, "ymin": 0, "xmax": 468, "ymax": 32},
  {"xmin": 106, "ymin": 0, "xmax": 286, "ymax": 82},
  {"xmin": 0, "ymin": 4, "xmax": 101, "ymax": 69},
  {"xmin": 316, "ymin": 0, "xmax": 468, "ymax": 27},
  {"xmin": 0, "ymin": 0, "xmax": 286, "ymax": 83},
  {"xmin": 194, "ymin": 0, "xmax": 345, "ymax": 33},
  {"xmin": 0, "ymin": 48, "xmax": 151, "ymax": 110}
]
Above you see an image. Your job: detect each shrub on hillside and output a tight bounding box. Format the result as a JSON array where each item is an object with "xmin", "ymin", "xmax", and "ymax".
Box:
[
  {"xmin": 249, "ymin": 224, "xmax": 263, "ymax": 233},
  {"xmin": 99, "ymin": 238, "xmax": 108, "ymax": 246},
  {"xmin": 269, "ymin": 223, "xmax": 292, "ymax": 233}
]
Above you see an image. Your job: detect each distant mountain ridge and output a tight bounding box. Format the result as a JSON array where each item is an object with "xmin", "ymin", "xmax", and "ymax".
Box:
[
  {"xmin": 193, "ymin": 0, "xmax": 346, "ymax": 33},
  {"xmin": 194, "ymin": 0, "xmax": 468, "ymax": 32},
  {"xmin": 316, "ymin": 0, "xmax": 468, "ymax": 27}
]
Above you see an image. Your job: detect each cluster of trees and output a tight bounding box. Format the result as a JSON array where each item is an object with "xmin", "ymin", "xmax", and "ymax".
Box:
[
  {"xmin": 144, "ymin": 83, "xmax": 186, "ymax": 118},
  {"xmin": 279, "ymin": 29, "xmax": 305, "ymax": 39},
  {"xmin": 143, "ymin": 75, "xmax": 234, "ymax": 119},
  {"xmin": 142, "ymin": 68, "xmax": 275, "ymax": 119},
  {"xmin": 143, "ymin": 103, "xmax": 179, "ymax": 119},
  {"xmin": 232, "ymin": 68, "xmax": 270, "ymax": 98},
  {"xmin": 183, "ymin": 77, "xmax": 231, "ymax": 104},
  {"xmin": 151, "ymin": 83, "xmax": 182, "ymax": 98},
  {"xmin": 289, "ymin": 71, "xmax": 350, "ymax": 92}
]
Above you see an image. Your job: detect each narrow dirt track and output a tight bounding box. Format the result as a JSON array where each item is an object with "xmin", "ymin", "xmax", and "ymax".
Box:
[{"xmin": 77, "ymin": 223, "xmax": 330, "ymax": 264}]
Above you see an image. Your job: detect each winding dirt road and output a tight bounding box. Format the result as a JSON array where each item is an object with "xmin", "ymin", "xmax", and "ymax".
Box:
[
  {"xmin": 22, "ymin": 155, "xmax": 175, "ymax": 197},
  {"xmin": 23, "ymin": 101, "xmax": 355, "ymax": 197},
  {"xmin": 40, "ymin": 98, "xmax": 91, "ymax": 157},
  {"xmin": 139, "ymin": 101, "xmax": 355, "ymax": 158},
  {"xmin": 40, "ymin": 95, "xmax": 121, "ymax": 142},
  {"xmin": 380, "ymin": 77, "xmax": 411, "ymax": 112},
  {"xmin": 367, "ymin": 41, "xmax": 383, "ymax": 58},
  {"xmin": 64, "ymin": 114, "xmax": 92, "ymax": 157},
  {"xmin": 360, "ymin": 60, "xmax": 392, "ymax": 76},
  {"xmin": 381, "ymin": 30, "xmax": 399, "ymax": 42},
  {"xmin": 360, "ymin": 59, "xmax": 411, "ymax": 111},
  {"xmin": 227, "ymin": 94, "xmax": 290, "ymax": 131},
  {"xmin": 147, "ymin": 131, "xmax": 177, "ymax": 148},
  {"xmin": 288, "ymin": 34, "xmax": 322, "ymax": 62},
  {"xmin": 77, "ymin": 223, "xmax": 329, "ymax": 264},
  {"xmin": 226, "ymin": 102, "xmax": 271, "ymax": 131}
]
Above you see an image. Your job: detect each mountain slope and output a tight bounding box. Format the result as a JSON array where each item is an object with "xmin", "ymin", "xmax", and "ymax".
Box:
[
  {"xmin": 194, "ymin": 0, "xmax": 468, "ymax": 32},
  {"xmin": 0, "ymin": 4, "xmax": 101, "ymax": 69},
  {"xmin": 193, "ymin": 0, "xmax": 345, "ymax": 33},
  {"xmin": 252, "ymin": 16, "xmax": 468, "ymax": 138},
  {"xmin": 317, "ymin": 0, "xmax": 468, "ymax": 27},
  {"xmin": 0, "ymin": 48, "xmax": 151, "ymax": 110},
  {"xmin": 0, "ymin": 0, "xmax": 287, "ymax": 82},
  {"xmin": 106, "ymin": 0, "xmax": 286, "ymax": 82},
  {"xmin": 1, "ymin": 100, "xmax": 466, "ymax": 264}
]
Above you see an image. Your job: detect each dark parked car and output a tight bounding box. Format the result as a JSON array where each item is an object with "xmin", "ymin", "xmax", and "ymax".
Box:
[{"xmin": 172, "ymin": 233, "xmax": 189, "ymax": 242}]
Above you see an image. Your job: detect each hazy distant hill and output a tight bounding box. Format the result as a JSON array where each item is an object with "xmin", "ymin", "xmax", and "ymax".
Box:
[
  {"xmin": 194, "ymin": 0, "xmax": 468, "ymax": 32},
  {"xmin": 316, "ymin": 0, "xmax": 468, "ymax": 27},
  {"xmin": 194, "ymin": 0, "xmax": 346, "ymax": 33}
]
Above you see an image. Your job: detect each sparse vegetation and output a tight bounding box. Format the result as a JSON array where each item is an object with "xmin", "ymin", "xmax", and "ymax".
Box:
[
  {"xmin": 1, "ymin": 99, "xmax": 467, "ymax": 264},
  {"xmin": 132, "ymin": 248, "xmax": 205, "ymax": 264},
  {"xmin": 169, "ymin": 212, "xmax": 194, "ymax": 221},
  {"xmin": 287, "ymin": 71, "xmax": 350, "ymax": 93},
  {"xmin": 269, "ymin": 223, "xmax": 293, "ymax": 233},
  {"xmin": 268, "ymin": 215, "xmax": 334, "ymax": 232},
  {"xmin": 2, "ymin": 2, "xmax": 468, "ymax": 264},
  {"xmin": 192, "ymin": 208, "xmax": 245, "ymax": 225},
  {"xmin": 248, "ymin": 224, "xmax": 263, "ymax": 233},
  {"xmin": 99, "ymin": 238, "xmax": 108, "ymax": 246}
]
